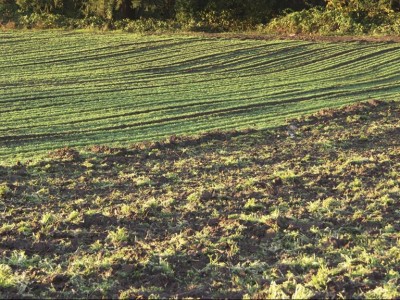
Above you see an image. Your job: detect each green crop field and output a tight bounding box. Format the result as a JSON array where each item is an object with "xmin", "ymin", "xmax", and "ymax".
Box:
[
  {"xmin": 1, "ymin": 30, "xmax": 400, "ymax": 162},
  {"xmin": 1, "ymin": 30, "xmax": 400, "ymax": 299}
]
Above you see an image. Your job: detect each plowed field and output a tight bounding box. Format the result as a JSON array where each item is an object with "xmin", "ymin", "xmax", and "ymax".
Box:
[{"xmin": 0, "ymin": 100, "xmax": 399, "ymax": 298}]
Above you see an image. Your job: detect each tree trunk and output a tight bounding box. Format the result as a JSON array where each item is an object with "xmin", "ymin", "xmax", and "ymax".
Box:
[{"xmin": 119, "ymin": 0, "xmax": 135, "ymax": 19}]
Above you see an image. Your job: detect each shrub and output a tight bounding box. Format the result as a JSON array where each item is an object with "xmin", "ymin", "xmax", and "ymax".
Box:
[
  {"xmin": 115, "ymin": 17, "xmax": 179, "ymax": 33},
  {"xmin": 17, "ymin": 12, "xmax": 71, "ymax": 29},
  {"xmin": 264, "ymin": 5, "xmax": 400, "ymax": 35}
]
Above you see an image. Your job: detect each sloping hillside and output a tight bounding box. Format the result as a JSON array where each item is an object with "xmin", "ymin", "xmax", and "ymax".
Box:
[
  {"xmin": 2, "ymin": 31, "xmax": 400, "ymax": 162},
  {"xmin": 1, "ymin": 100, "xmax": 399, "ymax": 298}
]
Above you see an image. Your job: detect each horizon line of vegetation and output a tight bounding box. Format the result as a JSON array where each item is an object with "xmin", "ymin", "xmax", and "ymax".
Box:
[{"xmin": 2, "ymin": 0, "xmax": 400, "ymax": 36}]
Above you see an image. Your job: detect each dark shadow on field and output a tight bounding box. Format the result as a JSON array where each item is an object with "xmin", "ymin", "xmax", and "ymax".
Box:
[
  {"xmin": 0, "ymin": 99, "xmax": 399, "ymax": 298},
  {"xmin": 0, "ymin": 126, "xmax": 275, "ymax": 298}
]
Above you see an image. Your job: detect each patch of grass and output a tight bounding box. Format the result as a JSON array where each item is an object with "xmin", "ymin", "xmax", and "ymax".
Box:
[
  {"xmin": 0, "ymin": 184, "xmax": 11, "ymax": 199},
  {"xmin": 0, "ymin": 264, "xmax": 16, "ymax": 288},
  {"xmin": 107, "ymin": 227, "xmax": 129, "ymax": 245}
]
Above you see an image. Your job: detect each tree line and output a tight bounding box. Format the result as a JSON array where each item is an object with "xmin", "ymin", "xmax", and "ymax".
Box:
[
  {"xmin": 0, "ymin": 0, "xmax": 320, "ymax": 22},
  {"xmin": 1, "ymin": 1, "xmax": 398, "ymax": 21},
  {"xmin": 1, "ymin": 0, "xmax": 400, "ymax": 33}
]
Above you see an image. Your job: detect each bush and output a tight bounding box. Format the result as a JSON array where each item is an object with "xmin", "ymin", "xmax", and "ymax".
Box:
[
  {"xmin": 264, "ymin": 5, "xmax": 400, "ymax": 35},
  {"xmin": 17, "ymin": 12, "xmax": 70, "ymax": 29},
  {"xmin": 176, "ymin": 9, "xmax": 252, "ymax": 32},
  {"xmin": 75, "ymin": 15, "xmax": 107, "ymax": 29},
  {"xmin": 114, "ymin": 18, "xmax": 181, "ymax": 33},
  {"xmin": 371, "ymin": 13, "xmax": 400, "ymax": 35}
]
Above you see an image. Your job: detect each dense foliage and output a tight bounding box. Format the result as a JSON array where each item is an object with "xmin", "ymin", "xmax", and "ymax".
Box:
[
  {"xmin": 1, "ymin": 0, "xmax": 400, "ymax": 34},
  {"xmin": 1, "ymin": 0, "xmax": 322, "ymax": 21},
  {"xmin": 264, "ymin": 0, "xmax": 400, "ymax": 35}
]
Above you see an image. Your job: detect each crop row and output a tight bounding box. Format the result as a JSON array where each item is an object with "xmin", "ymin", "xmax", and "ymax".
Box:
[{"xmin": 1, "ymin": 31, "xmax": 400, "ymax": 161}]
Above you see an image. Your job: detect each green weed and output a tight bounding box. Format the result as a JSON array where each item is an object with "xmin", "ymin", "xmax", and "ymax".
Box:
[{"xmin": 0, "ymin": 264, "xmax": 16, "ymax": 288}]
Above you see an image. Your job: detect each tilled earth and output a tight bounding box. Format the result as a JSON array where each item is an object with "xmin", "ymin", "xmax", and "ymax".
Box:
[{"xmin": 0, "ymin": 100, "xmax": 399, "ymax": 299}]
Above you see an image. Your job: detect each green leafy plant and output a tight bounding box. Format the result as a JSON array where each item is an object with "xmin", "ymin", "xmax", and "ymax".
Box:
[
  {"xmin": 107, "ymin": 227, "xmax": 129, "ymax": 245},
  {"xmin": 0, "ymin": 264, "xmax": 16, "ymax": 288}
]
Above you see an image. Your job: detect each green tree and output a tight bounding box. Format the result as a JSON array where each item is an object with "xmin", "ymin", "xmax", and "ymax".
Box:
[
  {"xmin": 0, "ymin": 0, "xmax": 18, "ymax": 21},
  {"xmin": 16, "ymin": 0, "xmax": 64, "ymax": 14},
  {"xmin": 62, "ymin": 0, "xmax": 85, "ymax": 17},
  {"xmin": 176, "ymin": 0, "xmax": 325, "ymax": 24}
]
